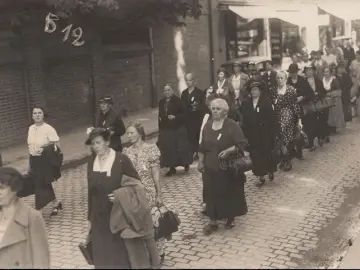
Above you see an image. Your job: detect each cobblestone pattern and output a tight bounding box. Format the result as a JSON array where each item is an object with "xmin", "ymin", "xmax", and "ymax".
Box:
[{"xmin": 22, "ymin": 120, "xmax": 360, "ymax": 269}]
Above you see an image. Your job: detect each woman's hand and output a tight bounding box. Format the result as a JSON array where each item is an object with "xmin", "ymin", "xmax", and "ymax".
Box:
[
  {"xmin": 36, "ymin": 147, "xmax": 44, "ymax": 155},
  {"xmin": 168, "ymin": 115, "xmax": 176, "ymax": 120},
  {"xmin": 197, "ymin": 161, "xmax": 204, "ymax": 173},
  {"xmin": 108, "ymin": 193, "xmax": 115, "ymax": 202},
  {"xmin": 218, "ymin": 149, "xmax": 230, "ymax": 159},
  {"xmin": 297, "ymin": 120, "xmax": 303, "ymax": 130},
  {"xmin": 297, "ymin": 96, "xmax": 304, "ymax": 103},
  {"xmin": 156, "ymin": 195, "xmax": 164, "ymax": 207}
]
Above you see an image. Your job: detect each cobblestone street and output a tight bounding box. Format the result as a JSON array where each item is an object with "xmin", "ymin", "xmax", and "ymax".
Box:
[{"xmin": 22, "ymin": 119, "xmax": 360, "ymax": 269}]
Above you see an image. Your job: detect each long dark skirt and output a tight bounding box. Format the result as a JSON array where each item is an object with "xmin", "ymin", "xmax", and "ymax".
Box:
[
  {"xmin": 316, "ymin": 109, "xmax": 330, "ymax": 139},
  {"xmin": 250, "ymin": 149, "xmax": 277, "ymax": 177},
  {"xmin": 158, "ymin": 126, "xmax": 193, "ymax": 168},
  {"xmin": 29, "ymin": 155, "xmax": 56, "ymax": 210},
  {"xmin": 185, "ymin": 119, "xmax": 202, "ymax": 155},
  {"xmin": 203, "ymin": 168, "xmax": 247, "ymax": 220}
]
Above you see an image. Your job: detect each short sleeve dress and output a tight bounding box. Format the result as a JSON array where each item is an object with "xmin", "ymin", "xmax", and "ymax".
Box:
[{"xmin": 123, "ymin": 144, "xmax": 160, "ymax": 207}]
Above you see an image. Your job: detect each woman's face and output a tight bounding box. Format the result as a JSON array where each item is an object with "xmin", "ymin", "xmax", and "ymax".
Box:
[
  {"xmin": 0, "ymin": 184, "xmax": 16, "ymax": 207},
  {"xmin": 218, "ymin": 72, "xmax": 225, "ymax": 81},
  {"xmin": 211, "ymin": 102, "xmax": 225, "ymax": 120},
  {"xmin": 251, "ymin": 87, "xmax": 261, "ymax": 99},
  {"xmin": 164, "ymin": 85, "xmax": 173, "ymax": 99},
  {"xmin": 305, "ymin": 68, "xmax": 314, "ymax": 78},
  {"xmin": 276, "ymin": 72, "xmax": 287, "ymax": 87},
  {"xmin": 91, "ymin": 135, "xmax": 110, "ymax": 156},
  {"xmin": 233, "ymin": 65, "xmax": 241, "ymax": 74},
  {"xmin": 126, "ymin": 126, "xmax": 141, "ymax": 144},
  {"xmin": 324, "ymin": 68, "xmax": 331, "ymax": 78},
  {"xmin": 32, "ymin": 108, "xmax": 44, "ymax": 123}
]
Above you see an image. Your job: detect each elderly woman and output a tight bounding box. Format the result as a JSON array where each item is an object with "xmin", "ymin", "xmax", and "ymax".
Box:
[
  {"xmin": 241, "ymin": 80, "xmax": 278, "ymax": 187},
  {"xmin": 27, "ymin": 106, "xmax": 63, "ymax": 215},
  {"xmin": 322, "ymin": 66, "xmax": 345, "ymax": 133},
  {"xmin": 269, "ymin": 71, "xmax": 302, "ymax": 172},
  {"xmin": 158, "ymin": 83, "xmax": 193, "ymax": 176},
  {"xmin": 0, "ymin": 167, "xmax": 50, "ymax": 268},
  {"xmin": 86, "ymin": 128, "xmax": 159, "ymax": 269},
  {"xmin": 123, "ymin": 122, "xmax": 166, "ymax": 262},
  {"xmin": 198, "ymin": 98, "xmax": 248, "ymax": 236}
]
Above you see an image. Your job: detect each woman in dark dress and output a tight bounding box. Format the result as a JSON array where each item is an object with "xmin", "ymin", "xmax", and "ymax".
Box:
[
  {"xmin": 336, "ymin": 62, "xmax": 353, "ymax": 122},
  {"xmin": 86, "ymin": 128, "xmax": 158, "ymax": 269},
  {"xmin": 241, "ymin": 80, "xmax": 278, "ymax": 187},
  {"xmin": 269, "ymin": 71, "xmax": 302, "ymax": 172},
  {"xmin": 198, "ymin": 98, "xmax": 248, "ymax": 236},
  {"xmin": 158, "ymin": 83, "xmax": 193, "ymax": 176},
  {"xmin": 303, "ymin": 65, "xmax": 327, "ymax": 150}
]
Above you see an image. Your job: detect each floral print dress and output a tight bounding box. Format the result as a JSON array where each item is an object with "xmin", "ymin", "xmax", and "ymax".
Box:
[
  {"xmin": 269, "ymin": 85, "xmax": 301, "ymax": 147},
  {"xmin": 123, "ymin": 143, "xmax": 166, "ymax": 255}
]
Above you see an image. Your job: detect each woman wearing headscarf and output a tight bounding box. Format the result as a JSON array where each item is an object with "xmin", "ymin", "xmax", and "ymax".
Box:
[
  {"xmin": 322, "ymin": 66, "xmax": 345, "ymax": 133},
  {"xmin": 336, "ymin": 61, "xmax": 353, "ymax": 122},
  {"xmin": 27, "ymin": 106, "xmax": 63, "ymax": 215},
  {"xmin": 269, "ymin": 71, "xmax": 302, "ymax": 172},
  {"xmin": 85, "ymin": 128, "xmax": 160, "ymax": 269},
  {"xmin": 0, "ymin": 167, "xmax": 50, "ymax": 268},
  {"xmin": 198, "ymin": 98, "xmax": 248, "ymax": 236},
  {"xmin": 303, "ymin": 64, "xmax": 327, "ymax": 149},
  {"xmin": 158, "ymin": 83, "xmax": 193, "ymax": 177},
  {"xmin": 241, "ymin": 79, "xmax": 278, "ymax": 187}
]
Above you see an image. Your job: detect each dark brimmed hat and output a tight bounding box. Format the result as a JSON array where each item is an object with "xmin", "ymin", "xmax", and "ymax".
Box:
[
  {"xmin": 85, "ymin": 127, "xmax": 110, "ymax": 145},
  {"xmin": 315, "ymin": 50, "xmax": 323, "ymax": 55},
  {"xmin": 247, "ymin": 78, "xmax": 264, "ymax": 92},
  {"xmin": 99, "ymin": 96, "xmax": 113, "ymax": 105},
  {"xmin": 288, "ymin": 63, "xmax": 300, "ymax": 73}
]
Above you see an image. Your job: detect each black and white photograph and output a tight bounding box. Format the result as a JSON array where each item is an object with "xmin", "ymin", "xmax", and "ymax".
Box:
[{"xmin": 1, "ymin": 0, "xmax": 360, "ymax": 268}]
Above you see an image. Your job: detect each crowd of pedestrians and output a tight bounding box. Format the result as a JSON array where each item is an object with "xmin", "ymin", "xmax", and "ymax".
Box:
[{"xmin": 1, "ymin": 40, "xmax": 360, "ymax": 269}]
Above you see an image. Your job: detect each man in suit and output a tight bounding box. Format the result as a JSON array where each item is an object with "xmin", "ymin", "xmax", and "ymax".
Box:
[
  {"xmin": 181, "ymin": 73, "xmax": 206, "ymax": 160},
  {"xmin": 262, "ymin": 60, "xmax": 277, "ymax": 92},
  {"xmin": 95, "ymin": 96, "xmax": 126, "ymax": 152}
]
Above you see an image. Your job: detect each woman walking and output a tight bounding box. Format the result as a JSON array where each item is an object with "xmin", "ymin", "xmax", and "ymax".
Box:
[
  {"xmin": 322, "ymin": 66, "xmax": 345, "ymax": 133},
  {"xmin": 27, "ymin": 106, "xmax": 63, "ymax": 214},
  {"xmin": 336, "ymin": 62, "xmax": 353, "ymax": 122},
  {"xmin": 86, "ymin": 128, "xmax": 159, "ymax": 269},
  {"xmin": 242, "ymin": 80, "xmax": 278, "ymax": 187},
  {"xmin": 158, "ymin": 83, "xmax": 193, "ymax": 176},
  {"xmin": 198, "ymin": 98, "xmax": 248, "ymax": 236},
  {"xmin": 123, "ymin": 122, "xmax": 166, "ymax": 263},
  {"xmin": 269, "ymin": 71, "xmax": 302, "ymax": 172},
  {"xmin": 0, "ymin": 167, "xmax": 50, "ymax": 268}
]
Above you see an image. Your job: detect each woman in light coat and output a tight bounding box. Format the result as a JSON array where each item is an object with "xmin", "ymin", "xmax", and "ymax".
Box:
[{"xmin": 0, "ymin": 167, "xmax": 50, "ymax": 268}]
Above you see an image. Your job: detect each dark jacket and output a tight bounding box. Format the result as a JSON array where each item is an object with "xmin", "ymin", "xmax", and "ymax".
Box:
[
  {"xmin": 241, "ymin": 94, "xmax": 278, "ymax": 151},
  {"xmin": 158, "ymin": 95, "xmax": 187, "ymax": 130},
  {"xmin": 343, "ymin": 46, "xmax": 355, "ymax": 67},
  {"xmin": 287, "ymin": 75, "xmax": 314, "ymax": 101},
  {"xmin": 95, "ymin": 108, "xmax": 125, "ymax": 152},
  {"xmin": 262, "ymin": 70, "xmax": 277, "ymax": 91},
  {"xmin": 42, "ymin": 144, "xmax": 63, "ymax": 182},
  {"xmin": 304, "ymin": 76, "xmax": 326, "ymax": 100},
  {"xmin": 211, "ymin": 80, "xmax": 236, "ymax": 106},
  {"xmin": 181, "ymin": 87, "xmax": 206, "ymax": 119}
]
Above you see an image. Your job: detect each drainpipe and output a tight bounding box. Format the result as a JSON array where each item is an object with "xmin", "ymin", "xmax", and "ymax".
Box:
[
  {"xmin": 149, "ymin": 27, "xmax": 158, "ymax": 107},
  {"xmin": 208, "ymin": 0, "xmax": 215, "ymax": 85}
]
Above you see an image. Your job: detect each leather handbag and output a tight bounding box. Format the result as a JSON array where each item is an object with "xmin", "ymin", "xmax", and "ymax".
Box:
[
  {"xmin": 79, "ymin": 234, "xmax": 93, "ymax": 265},
  {"xmin": 219, "ymin": 146, "xmax": 252, "ymax": 173},
  {"xmin": 315, "ymin": 96, "xmax": 335, "ymax": 111},
  {"xmin": 152, "ymin": 205, "xmax": 181, "ymax": 241}
]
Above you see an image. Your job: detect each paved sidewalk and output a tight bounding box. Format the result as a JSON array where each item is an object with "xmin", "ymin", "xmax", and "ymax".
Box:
[
  {"xmin": 339, "ymin": 234, "xmax": 360, "ymax": 269},
  {"xmin": 2, "ymin": 108, "xmax": 159, "ymax": 172}
]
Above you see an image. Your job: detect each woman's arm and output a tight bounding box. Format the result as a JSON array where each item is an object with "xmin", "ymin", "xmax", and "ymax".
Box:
[{"xmin": 150, "ymin": 165, "xmax": 163, "ymax": 200}]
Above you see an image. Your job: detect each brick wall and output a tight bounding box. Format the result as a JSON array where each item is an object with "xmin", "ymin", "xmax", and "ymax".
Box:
[{"xmin": 152, "ymin": 10, "xmax": 211, "ymax": 100}]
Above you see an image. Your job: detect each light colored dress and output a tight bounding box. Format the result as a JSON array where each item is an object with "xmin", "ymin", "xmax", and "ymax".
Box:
[{"xmin": 123, "ymin": 143, "xmax": 166, "ymax": 255}]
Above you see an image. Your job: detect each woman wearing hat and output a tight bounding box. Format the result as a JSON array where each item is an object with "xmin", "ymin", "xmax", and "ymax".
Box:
[
  {"xmin": 269, "ymin": 71, "xmax": 302, "ymax": 172},
  {"xmin": 95, "ymin": 96, "xmax": 126, "ymax": 152},
  {"xmin": 241, "ymin": 79, "xmax": 278, "ymax": 187},
  {"xmin": 85, "ymin": 128, "xmax": 160, "ymax": 269}
]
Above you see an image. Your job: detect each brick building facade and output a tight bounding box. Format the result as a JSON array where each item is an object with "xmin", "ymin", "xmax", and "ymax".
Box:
[{"xmin": 0, "ymin": 1, "xmax": 215, "ymax": 148}]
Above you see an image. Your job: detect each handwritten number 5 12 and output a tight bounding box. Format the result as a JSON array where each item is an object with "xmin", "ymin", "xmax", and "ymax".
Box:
[{"xmin": 44, "ymin": 13, "xmax": 85, "ymax": 47}]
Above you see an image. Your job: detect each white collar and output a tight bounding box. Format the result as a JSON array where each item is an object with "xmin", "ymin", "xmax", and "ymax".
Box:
[
  {"xmin": 323, "ymin": 76, "xmax": 334, "ymax": 90},
  {"xmin": 93, "ymin": 149, "xmax": 116, "ymax": 177}
]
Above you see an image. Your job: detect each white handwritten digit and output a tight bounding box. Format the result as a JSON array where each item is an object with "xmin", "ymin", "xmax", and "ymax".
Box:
[
  {"xmin": 72, "ymin": 27, "xmax": 85, "ymax": 46},
  {"xmin": 61, "ymin": 24, "xmax": 73, "ymax": 42},
  {"xmin": 44, "ymin": 13, "xmax": 59, "ymax": 33}
]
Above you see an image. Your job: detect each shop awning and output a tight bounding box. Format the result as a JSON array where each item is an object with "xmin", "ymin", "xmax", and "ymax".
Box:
[
  {"xmin": 228, "ymin": 5, "xmax": 307, "ymax": 26},
  {"xmin": 317, "ymin": 2, "xmax": 360, "ymax": 20}
]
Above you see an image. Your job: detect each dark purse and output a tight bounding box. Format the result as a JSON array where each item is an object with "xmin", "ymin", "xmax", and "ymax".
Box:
[
  {"xmin": 315, "ymin": 96, "xmax": 335, "ymax": 111},
  {"xmin": 79, "ymin": 233, "xmax": 93, "ymax": 265},
  {"xmin": 219, "ymin": 146, "xmax": 252, "ymax": 173},
  {"xmin": 153, "ymin": 205, "xmax": 181, "ymax": 241},
  {"xmin": 301, "ymin": 101, "xmax": 316, "ymax": 116}
]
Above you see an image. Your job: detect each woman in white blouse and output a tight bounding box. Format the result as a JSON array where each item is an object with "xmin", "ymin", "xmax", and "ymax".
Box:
[{"xmin": 27, "ymin": 107, "xmax": 62, "ymax": 216}]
